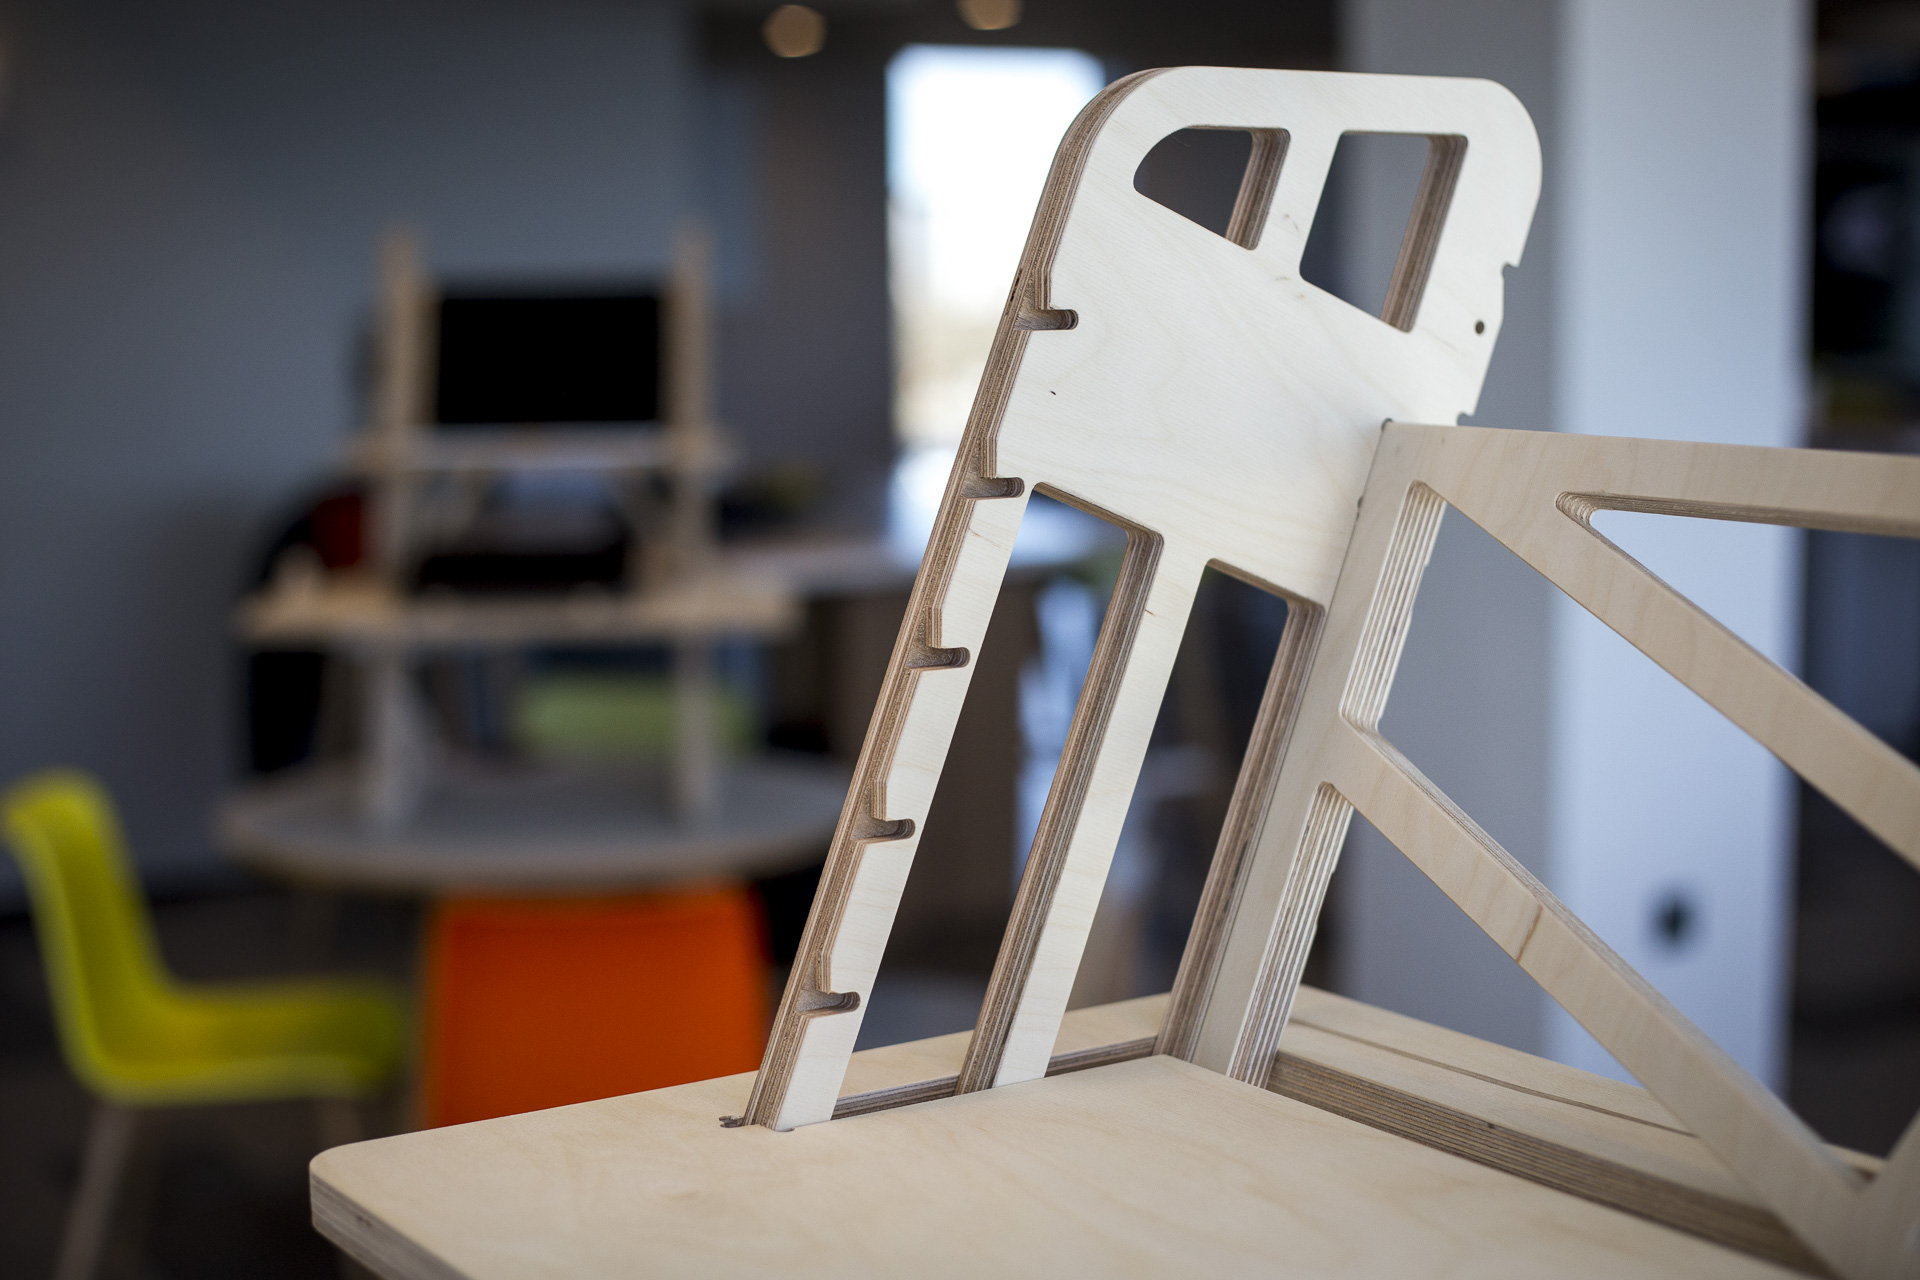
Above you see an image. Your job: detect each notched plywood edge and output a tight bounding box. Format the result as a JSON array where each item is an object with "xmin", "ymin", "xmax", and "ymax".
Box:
[{"xmin": 745, "ymin": 75, "xmax": 1173, "ymax": 1130}]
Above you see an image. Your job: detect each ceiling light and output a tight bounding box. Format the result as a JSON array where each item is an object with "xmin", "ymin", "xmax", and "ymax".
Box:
[
  {"xmin": 957, "ymin": 0, "xmax": 1021, "ymax": 31},
  {"xmin": 764, "ymin": 5, "xmax": 827, "ymax": 58}
]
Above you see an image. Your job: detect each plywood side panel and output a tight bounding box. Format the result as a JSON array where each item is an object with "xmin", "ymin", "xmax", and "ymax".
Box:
[{"xmin": 750, "ymin": 66, "xmax": 1541, "ymax": 1130}]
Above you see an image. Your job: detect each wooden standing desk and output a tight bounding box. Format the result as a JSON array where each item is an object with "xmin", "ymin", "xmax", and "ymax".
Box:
[{"xmin": 310, "ymin": 64, "xmax": 1920, "ymax": 1280}]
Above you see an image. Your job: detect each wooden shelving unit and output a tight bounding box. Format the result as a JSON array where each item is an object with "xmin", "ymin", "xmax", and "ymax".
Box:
[{"xmin": 218, "ymin": 228, "xmax": 846, "ymax": 887}]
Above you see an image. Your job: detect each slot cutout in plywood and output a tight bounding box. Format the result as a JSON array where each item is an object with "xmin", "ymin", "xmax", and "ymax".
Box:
[
  {"xmin": 1338, "ymin": 807, "xmax": 1547, "ymax": 1055},
  {"xmin": 1346, "ymin": 500, "xmax": 1800, "ymax": 1083},
  {"xmin": 1555, "ymin": 506, "xmax": 1804, "ymax": 1083},
  {"xmin": 1301, "ymin": 132, "xmax": 1465, "ymax": 331},
  {"xmin": 1069, "ymin": 567, "xmax": 1309, "ymax": 1013},
  {"xmin": 1132, "ymin": 127, "xmax": 1286, "ymax": 248},
  {"xmin": 884, "ymin": 497, "xmax": 1123, "ymax": 985},
  {"xmin": 1586, "ymin": 508, "xmax": 1797, "ymax": 667},
  {"xmin": 749, "ymin": 66, "xmax": 1542, "ymax": 1133}
]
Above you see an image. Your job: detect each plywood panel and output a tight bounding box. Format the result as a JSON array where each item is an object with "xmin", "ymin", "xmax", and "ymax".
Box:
[{"xmin": 315, "ymin": 1055, "xmax": 1789, "ymax": 1280}]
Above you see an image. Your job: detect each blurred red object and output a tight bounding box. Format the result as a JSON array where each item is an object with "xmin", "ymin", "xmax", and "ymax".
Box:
[
  {"xmin": 421, "ymin": 888, "xmax": 769, "ymax": 1127},
  {"xmin": 308, "ymin": 489, "xmax": 365, "ymax": 570}
]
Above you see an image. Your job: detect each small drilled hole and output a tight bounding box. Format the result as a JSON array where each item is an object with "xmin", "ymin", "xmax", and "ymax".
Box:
[{"xmin": 1474, "ymin": 320, "xmax": 1485, "ymax": 334}]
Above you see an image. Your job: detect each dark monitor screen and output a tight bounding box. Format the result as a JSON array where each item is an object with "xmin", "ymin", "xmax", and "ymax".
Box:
[{"xmin": 433, "ymin": 292, "xmax": 661, "ymax": 426}]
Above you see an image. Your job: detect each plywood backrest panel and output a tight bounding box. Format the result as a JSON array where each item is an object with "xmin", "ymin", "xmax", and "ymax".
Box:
[
  {"xmin": 1201, "ymin": 423, "xmax": 1920, "ymax": 1280},
  {"xmin": 744, "ymin": 67, "xmax": 1540, "ymax": 1131}
]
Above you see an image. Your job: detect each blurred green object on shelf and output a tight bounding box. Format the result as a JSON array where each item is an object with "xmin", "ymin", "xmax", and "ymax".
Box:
[{"xmin": 516, "ymin": 671, "xmax": 753, "ymax": 762}]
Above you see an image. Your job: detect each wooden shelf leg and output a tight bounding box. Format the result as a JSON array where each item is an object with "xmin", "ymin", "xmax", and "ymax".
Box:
[
  {"xmin": 361, "ymin": 646, "xmax": 428, "ymax": 832},
  {"xmin": 674, "ymin": 638, "xmax": 720, "ymax": 823}
]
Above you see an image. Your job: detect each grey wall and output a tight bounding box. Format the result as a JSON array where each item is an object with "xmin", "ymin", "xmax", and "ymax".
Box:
[
  {"xmin": 0, "ymin": 0, "xmax": 1338, "ymax": 905},
  {"xmin": 701, "ymin": 22, "xmax": 895, "ymax": 516},
  {"xmin": 0, "ymin": 0, "xmax": 695, "ymax": 896},
  {"xmin": 1543, "ymin": 0, "xmax": 1805, "ymax": 1085}
]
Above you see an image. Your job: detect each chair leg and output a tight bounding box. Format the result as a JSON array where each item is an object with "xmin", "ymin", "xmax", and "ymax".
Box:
[
  {"xmin": 55, "ymin": 1102, "xmax": 140, "ymax": 1280},
  {"xmin": 315, "ymin": 1097, "xmax": 364, "ymax": 1150},
  {"xmin": 113, "ymin": 1110, "xmax": 166, "ymax": 1280}
]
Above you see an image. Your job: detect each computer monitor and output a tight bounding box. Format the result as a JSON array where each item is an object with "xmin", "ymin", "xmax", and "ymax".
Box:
[{"xmin": 432, "ymin": 290, "xmax": 662, "ymax": 427}]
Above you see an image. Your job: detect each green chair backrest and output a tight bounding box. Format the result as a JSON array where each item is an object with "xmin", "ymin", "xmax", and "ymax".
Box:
[{"xmin": 3, "ymin": 771, "xmax": 175, "ymax": 1092}]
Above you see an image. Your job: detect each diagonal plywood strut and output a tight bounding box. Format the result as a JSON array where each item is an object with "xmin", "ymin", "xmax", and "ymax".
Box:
[
  {"xmin": 744, "ymin": 67, "xmax": 1542, "ymax": 1131},
  {"xmin": 1199, "ymin": 424, "xmax": 1920, "ymax": 1280}
]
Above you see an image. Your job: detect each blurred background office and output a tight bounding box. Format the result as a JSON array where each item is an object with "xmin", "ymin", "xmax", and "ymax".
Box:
[{"xmin": 0, "ymin": 0, "xmax": 1915, "ymax": 1274}]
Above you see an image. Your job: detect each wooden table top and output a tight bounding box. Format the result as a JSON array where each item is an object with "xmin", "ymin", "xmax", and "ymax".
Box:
[{"xmin": 222, "ymin": 756, "xmax": 849, "ymax": 894}]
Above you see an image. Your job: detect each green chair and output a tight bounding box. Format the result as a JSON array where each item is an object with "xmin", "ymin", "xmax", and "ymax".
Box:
[{"xmin": 3, "ymin": 770, "xmax": 406, "ymax": 1280}]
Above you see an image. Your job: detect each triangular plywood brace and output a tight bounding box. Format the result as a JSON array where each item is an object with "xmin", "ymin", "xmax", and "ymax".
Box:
[{"xmin": 1196, "ymin": 424, "xmax": 1920, "ymax": 1280}]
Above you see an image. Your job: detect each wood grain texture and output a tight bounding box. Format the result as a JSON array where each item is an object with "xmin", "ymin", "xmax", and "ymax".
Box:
[
  {"xmin": 831, "ymin": 992, "xmax": 1168, "ymax": 1115},
  {"xmin": 1270, "ymin": 1048, "xmax": 1830, "ymax": 1274},
  {"xmin": 1206, "ymin": 425, "xmax": 1920, "ymax": 1280},
  {"xmin": 843, "ymin": 985, "xmax": 1878, "ymax": 1272},
  {"xmin": 315, "ymin": 1054, "xmax": 1793, "ymax": 1280},
  {"xmin": 827, "ymin": 1034, "xmax": 1157, "ymax": 1120},
  {"xmin": 749, "ymin": 65, "xmax": 1541, "ymax": 1130}
]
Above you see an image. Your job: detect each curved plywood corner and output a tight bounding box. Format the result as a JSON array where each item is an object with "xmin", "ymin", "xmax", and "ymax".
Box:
[{"xmin": 744, "ymin": 66, "xmax": 1540, "ymax": 1132}]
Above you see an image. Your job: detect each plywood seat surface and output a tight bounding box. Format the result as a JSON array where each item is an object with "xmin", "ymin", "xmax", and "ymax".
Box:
[{"xmin": 313, "ymin": 1043, "xmax": 1792, "ymax": 1279}]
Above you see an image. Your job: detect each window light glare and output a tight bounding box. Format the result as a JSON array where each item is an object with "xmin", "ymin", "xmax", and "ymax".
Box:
[
  {"xmin": 888, "ymin": 45, "xmax": 1104, "ymax": 446},
  {"xmin": 763, "ymin": 5, "xmax": 826, "ymax": 58}
]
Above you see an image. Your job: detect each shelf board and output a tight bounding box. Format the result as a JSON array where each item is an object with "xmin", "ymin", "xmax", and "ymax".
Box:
[
  {"xmin": 219, "ymin": 755, "xmax": 849, "ymax": 893},
  {"xmin": 237, "ymin": 572, "xmax": 796, "ymax": 648},
  {"xmin": 345, "ymin": 424, "xmax": 734, "ymax": 475}
]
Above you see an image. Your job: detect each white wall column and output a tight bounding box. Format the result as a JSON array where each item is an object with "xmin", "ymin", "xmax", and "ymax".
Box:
[{"xmin": 1337, "ymin": 0, "xmax": 1807, "ymax": 1086}]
